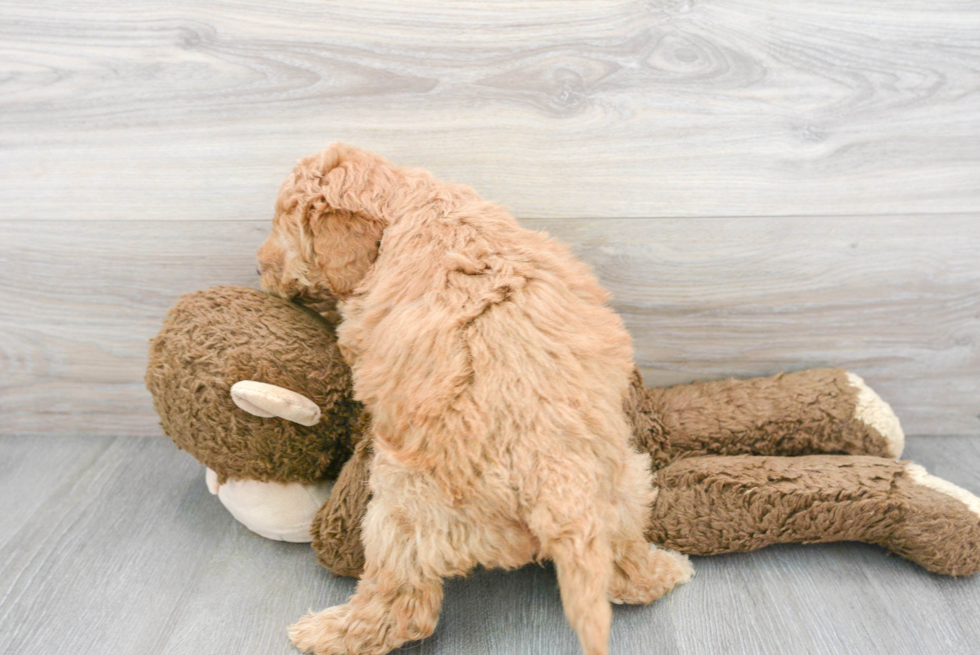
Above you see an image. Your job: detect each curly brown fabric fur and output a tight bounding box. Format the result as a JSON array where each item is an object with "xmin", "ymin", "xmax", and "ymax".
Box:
[
  {"xmin": 891, "ymin": 473, "xmax": 980, "ymax": 576},
  {"xmin": 312, "ymin": 434, "xmax": 373, "ymax": 577},
  {"xmin": 649, "ymin": 369, "xmax": 893, "ymax": 459},
  {"xmin": 647, "ymin": 455, "xmax": 980, "ymax": 576},
  {"xmin": 145, "ymin": 286, "xmax": 361, "ymax": 484}
]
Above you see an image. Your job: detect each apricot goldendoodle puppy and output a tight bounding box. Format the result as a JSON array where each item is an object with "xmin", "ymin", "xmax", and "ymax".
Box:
[{"xmin": 257, "ymin": 144, "xmax": 692, "ymax": 655}]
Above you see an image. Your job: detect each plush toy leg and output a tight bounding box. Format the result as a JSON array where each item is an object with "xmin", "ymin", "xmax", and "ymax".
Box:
[
  {"xmin": 646, "ymin": 368, "xmax": 904, "ymax": 459},
  {"xmin": 646, "ymin": 455, "xmax": 980, "ymax": 576},
  {"xmin": 206, "ymin": 468, "xmax": 334, "ymax": 543}
]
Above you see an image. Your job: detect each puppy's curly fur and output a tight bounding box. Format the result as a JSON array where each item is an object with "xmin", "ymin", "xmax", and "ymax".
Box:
[{"xmin": 258, "ymin": 144, "xmax": 692, "ymax": 655}]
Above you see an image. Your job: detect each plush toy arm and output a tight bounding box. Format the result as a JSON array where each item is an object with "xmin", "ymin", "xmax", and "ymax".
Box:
[
  {"xmin": 311, "ymin": 438, "xmax": 374, "ymax": 577},
  {"xmin": 644, "ymin": 368, "xmax": 904, "ymax": 460},
  {"xmin": 646, "ymin": 454, "xmax": 980, "ymax": 576}
]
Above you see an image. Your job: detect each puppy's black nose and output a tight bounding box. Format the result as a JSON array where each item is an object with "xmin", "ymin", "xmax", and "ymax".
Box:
[{"xmin": 256, "ymin": 265, "xmax": 262, "ymax": 276}]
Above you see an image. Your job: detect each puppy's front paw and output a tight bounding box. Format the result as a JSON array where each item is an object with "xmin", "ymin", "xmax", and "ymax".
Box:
[{"xmin": 288, "ymin": 605, "xmax": 350, "ymax": 655}]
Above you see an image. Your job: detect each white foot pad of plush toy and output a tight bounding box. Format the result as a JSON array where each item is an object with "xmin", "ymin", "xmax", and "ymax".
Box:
[
  {"xmin": 846, "ymin": 372, "xmax": 905, "ymax": 458},
  {"xmin": 205, "ymin": 468, "xmax": 333, "ymax": 542}
]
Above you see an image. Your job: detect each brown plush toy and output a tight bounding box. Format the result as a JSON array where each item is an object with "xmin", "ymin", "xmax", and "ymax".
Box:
[{"xmin": 146, "ymin": 285, "xmax": 980, "ymax": 578}]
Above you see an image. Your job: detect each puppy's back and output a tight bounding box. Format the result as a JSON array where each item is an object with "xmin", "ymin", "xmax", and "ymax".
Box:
[{"xmin": 343, "ymin": 205, "xmax": 635, "ymax": 476}]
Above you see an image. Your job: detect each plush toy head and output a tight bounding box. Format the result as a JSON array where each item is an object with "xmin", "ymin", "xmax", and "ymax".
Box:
[{"xmin": 145, "ymin": 286, "xmax": 361, "ymax": 485}]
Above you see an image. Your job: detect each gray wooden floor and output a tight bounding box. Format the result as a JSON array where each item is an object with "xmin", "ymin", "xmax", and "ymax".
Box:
[{"xmin": 1, "ymin": 435, "xmax": 978, "ymax": 655}]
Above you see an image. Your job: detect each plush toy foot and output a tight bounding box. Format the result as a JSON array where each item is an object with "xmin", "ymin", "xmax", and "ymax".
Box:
[
  {"xmin": 891, "ymin": 463, "xmax": 980, "ymax": 576},
  {"xmin": 845, "ymin": 372, "xmax": 904, "ymax": 457},
  {"xmin": 206, "ymin": 468, "xmax": 333, "ymax": 542},
  {"xmin": 647, "ymin": 455, "xmax": 980, "ymax": 576}
]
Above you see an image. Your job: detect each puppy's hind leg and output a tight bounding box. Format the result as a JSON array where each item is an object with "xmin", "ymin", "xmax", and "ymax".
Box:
[
  {"xmin": 608, "ymin": 450, "xmax": 694, "ymax": 605},
  {"xmin": 608, "ymin": 540, "xmax": 694, "ymax": 605},
  {"xmin": 289, "ymin": 494, "xmax": 447, "ymax": 655},
  {"xmin": 529, "ymin": 502, "xmax": 615, "ymax": 655}
]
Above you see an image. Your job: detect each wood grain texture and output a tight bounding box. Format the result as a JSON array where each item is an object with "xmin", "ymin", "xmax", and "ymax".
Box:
[
  {"xmin": 1, "ymin": 0, "xmax": 979, "ymax": 220},
  {"xmin": 1, "ymin": 216, "xmax": 978, "ymax": 438},
  {"xmin": 538, "ymin": 215, "xmax": 980, "ymax": 436},
  {"xmin": 0, "ymin": 434, "xmax": 978, "ymax": 654},
  {"xmin": 0, "ymin": 220, "xmax": 270, "ymax": 437}
]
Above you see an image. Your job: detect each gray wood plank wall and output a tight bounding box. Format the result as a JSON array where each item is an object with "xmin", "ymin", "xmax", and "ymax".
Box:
[{"xmin": 1, "ymin": 1, "xmax": 979, "ymax": 438}]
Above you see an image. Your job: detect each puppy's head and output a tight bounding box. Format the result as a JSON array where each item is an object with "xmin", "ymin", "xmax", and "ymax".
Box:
[{"xmin": 258, "ymin": 151, "xmax": 385, "ymax": 302}]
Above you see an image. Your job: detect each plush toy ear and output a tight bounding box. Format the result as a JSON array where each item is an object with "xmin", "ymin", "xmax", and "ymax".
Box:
[
  {"xmin": 230, "ymin": 380, "xmax": 322, "ymax": 427},
  {"xmin": 307, "ymin": 207, "xmax": 384, "ymax": 298}
]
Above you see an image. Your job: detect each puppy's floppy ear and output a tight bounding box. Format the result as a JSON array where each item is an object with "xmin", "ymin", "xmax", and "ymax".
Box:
[
  {"xmin": 274, "ymin": 143, "xmax": 391, "ymax": 298},
  {"xmin": 308, "ymin": 207, "xmax": 384, "ymax": 297}
]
